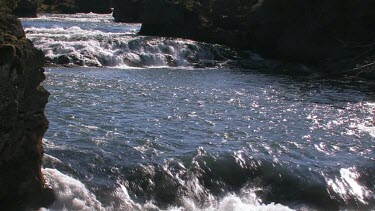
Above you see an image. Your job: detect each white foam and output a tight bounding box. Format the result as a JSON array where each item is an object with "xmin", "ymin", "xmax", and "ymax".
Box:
[
  {"xmin": 326, "ymin": 167, "xmax": 373, "ymax": 204},
  {"xmin": 40, "ymin": 168, "xmax": 294, "ymax": 211},
  {"xmin": 25, "ymin": 27, "xmax": 224, "ymax": 68},
  {"xmin": 41, "ymin": 168, "xmax": 104, "ymax": 211},
  {"xmin": 23, "ymin": 15, "xmax": 232, "ymax": 68},
  {"xmin": 167, "ymin": 191, "xmax": 294, "ymax": 211}
]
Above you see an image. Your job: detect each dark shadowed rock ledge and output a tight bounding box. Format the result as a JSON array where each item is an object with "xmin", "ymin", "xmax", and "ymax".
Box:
[
  {"xmin": 13, "ymin": 0, "xmax": 112, "ymax": 15},
  {"xmin": 114, "ymin": 0, "xmax": 375, "ymax": 80},
  {"xmin": 0, "ymin": 15, "xmax": 54, "ymax": 209}
]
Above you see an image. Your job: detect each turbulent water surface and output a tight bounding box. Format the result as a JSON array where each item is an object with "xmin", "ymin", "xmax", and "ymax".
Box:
[
  {"xmin": 22, "ymin": 13, "xmax": 238, "ymax": 69},
  {"xmin": 21, "ymin": 14, "xmax": 375, "ymax": 211}
]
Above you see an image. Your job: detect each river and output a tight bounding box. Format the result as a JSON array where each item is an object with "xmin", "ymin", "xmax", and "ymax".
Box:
[{"xmin": 21, "ymin": 13, "xmax": 375, "ymax": 211}]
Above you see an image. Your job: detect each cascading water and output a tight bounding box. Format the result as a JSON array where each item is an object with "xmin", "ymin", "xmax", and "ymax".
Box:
[
  {"xmin": 23, "ymin": 14, "xmax": 240, "ymax": 69},
  {"xmin": 21, "ymin": 13, "xmax": 375, "ymax": 211}
]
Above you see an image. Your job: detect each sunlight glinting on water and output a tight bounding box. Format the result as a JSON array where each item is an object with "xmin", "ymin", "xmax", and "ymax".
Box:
[{"xmin": 20, "ymin": 13, "xmax": 375, "ymax": 210}]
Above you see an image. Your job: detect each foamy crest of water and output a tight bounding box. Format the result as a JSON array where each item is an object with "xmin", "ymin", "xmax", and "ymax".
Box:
[
  {"xmin": 326, "ymin": 167, "xmax": 373, "ymax": 205},
  {"xmin": 41, "ymin": 168, "xmax": 293, "ymax": 211},
  {"xmin": 169, "ymin": 192, "xmax": 294, "ymax": 211},
  {"xmin": 41, "ymin": 168, "xmax": 104, "ymax": 211},
  {"xmin": 24, "ymin": 24, "xmax": 234, "ymax": 68}
]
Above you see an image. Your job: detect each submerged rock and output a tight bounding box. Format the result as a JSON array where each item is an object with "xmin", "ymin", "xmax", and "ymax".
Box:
[{"xmin": 0, "ymin": 15, "xmax": 53, "ymax": 209}]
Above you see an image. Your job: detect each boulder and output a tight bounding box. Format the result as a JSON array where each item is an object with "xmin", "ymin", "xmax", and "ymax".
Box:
[{"xmin": 0, "ymin": 15, "xmax": 54, "ymax": 209}]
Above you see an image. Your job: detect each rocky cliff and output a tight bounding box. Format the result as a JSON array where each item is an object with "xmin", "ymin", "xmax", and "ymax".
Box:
[
  {"xmin": 0, "ymin": 15, "xmax": 53, "ymax": 209},
  {"xmin": 130, "ymin": 0, "xmax": 375, "ymax": 79}
]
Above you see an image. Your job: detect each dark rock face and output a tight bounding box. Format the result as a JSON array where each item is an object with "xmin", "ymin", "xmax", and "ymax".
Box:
[
  {"xmin": 41, "ymin": 0, "xmax": 111, "ymax": 14},
  {"xmin": 42, "ymin": 0, "xmax": 78, "ymax": 14},
  {"xmin": 139, "ymin": 0, "xmax": 203, "ymax": 37},
  {"xmin": 245, "ymin": 0, "xmax": 375, "ymax": 78},
  {"xmin": 13, "ymin": 0, "xmax": 38, "ymax": 18},
  {"xmin": 0, "ymin": 15, "xmax": 53, "ymax": 209},
  {"xmin": 136, "ymin": 0, "xmax": 375, "ymax": 78},
  {"xmin": 113, "ymin": 0, "xmax": 143, "ymax": 22},
  {"xmin": 76, "ymin": 0, "xmax": 112, "ymax": 14},
  {"xmin": 246, "ymin": 0, "xmax": 375, "ymax": 63},
  {"xmin": 138, "ymin": 0, "xmax": 257, "ymax": 50}
]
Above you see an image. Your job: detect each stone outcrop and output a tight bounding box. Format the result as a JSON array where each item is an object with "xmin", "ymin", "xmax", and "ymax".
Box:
[
  {"xmin": 134, "ymin": 0, "xmax": 375, "ymax": 78},
  {"xmin": 0, "ymin": 15, "xmax": 53, "ymax": 209},
  {"xmin": 112, "ymin": 0, "xmax": 143, "ymax": 22}
]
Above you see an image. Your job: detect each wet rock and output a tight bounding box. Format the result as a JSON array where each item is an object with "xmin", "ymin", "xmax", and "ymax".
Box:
[
  {"xmin": 123, "ymin": 53, "xmax": 142, "ymax": 67},
  {"xmin": 0, "ymin": 15, "xmax": 25, "ymax": 38},
  {"xmin": 54, "ymin": 55, "xmax": 71, "ymax": 65},
  {"xmin": 0, "ymin": 15, "xmax": 53, "ymax": 209},
  {"xmin": 154, "ymin": 169, "xmax": 179, "ymax": 204},
  {"xmin": 165, "ymin": 55, "xmax": 177, "ymax": 67}
]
